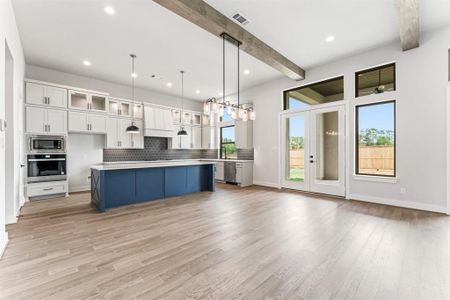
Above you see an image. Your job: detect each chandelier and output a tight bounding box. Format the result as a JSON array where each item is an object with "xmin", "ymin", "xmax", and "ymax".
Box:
[{"xmin": 203, "ymin": 33, "xmax": 255, "ymax": 121}]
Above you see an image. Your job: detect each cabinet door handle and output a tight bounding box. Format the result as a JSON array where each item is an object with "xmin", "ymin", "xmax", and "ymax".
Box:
[
  {"xmin": 87, "ymin": 124, "xmax": 90, "ymax": 131},
  {"xmin": 48, "ymin": 124, "xmax": 50, "ymax": 132},
  {"xmin": 47, "ymin": 97, "xmax": 50, "ymax": 105},
  {"xmin": 43, "ymin": 188, "xmax": 54, "ymax": 191}
]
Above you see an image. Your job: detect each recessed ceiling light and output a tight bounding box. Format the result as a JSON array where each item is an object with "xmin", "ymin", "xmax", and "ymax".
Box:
[
  {"xmin": 104, "ymin": 5, "xmax": 115, "ymax": 15},
  {"xmin": 131, "ymin": 72, "xmax": 138, "ymax": 78},
  {"xmin": 166, "ymin": 82, "xmax": 173, "ymax": 87},
  {"xmin": 325, "ymin": 35, "xmax": 335, "ymax": 43},
  {"xmin": 243, "ymin": 69, "xmax": 250, "ymax": 75},
  {"xmin": 83, "ymin": 60, "xmax": 91, "ymax": 66},
  {"xmin": 195, "ymin": 90, "xmax": 200, "ymax": 94}
]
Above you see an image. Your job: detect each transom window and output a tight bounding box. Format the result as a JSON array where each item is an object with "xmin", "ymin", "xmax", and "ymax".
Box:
[
  {"xmin": 355, "ymin": 63, "xmax": 395, "ymax": 97},
  {"xmin": 283, "ymin": 76, "xmax": 344, "ymax": 110}
]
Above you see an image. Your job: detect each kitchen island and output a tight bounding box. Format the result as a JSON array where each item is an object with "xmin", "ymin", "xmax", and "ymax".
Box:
[{"xmin": 90, "ymin": 160, "xmax": 215, "ymax": 212}]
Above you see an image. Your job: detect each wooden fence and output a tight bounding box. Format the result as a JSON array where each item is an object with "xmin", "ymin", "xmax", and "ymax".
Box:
[{"xmin": 289, "ymin": 145, "xmax": 394, "ymax": 172}]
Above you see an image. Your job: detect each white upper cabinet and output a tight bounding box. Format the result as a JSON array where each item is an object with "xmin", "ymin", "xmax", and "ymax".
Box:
[
  {"xmin": 90, "ymin": 94, "xmax": 108, "ymax": 112},
  {"xmin": 192, "ymin": 113, "xmax": 202, "ymax": 126},
  {"xmin": 202, "ymin": 126, "xmax": 217, "ymax": 149},
  {"xmin": 202, "ymin": 113, "xmax": 217, "ymax": 126},
  {"xmin": 191, "ymin": 126, "xmax": 202, "ymax": 149},
  {"xmin": 68, "ymin": 111, "xmax": 107, "ymax": 134},
  {"xmin": 182, "ymin": 112, "xmax": 191, "ymax": 125},
  {"xmin": 172, "ymin": 109, "xmax": 181, "ymax": 124},
  {"xmin": 69, "ymin": 90, "xmax": 108, "ymax": 113},
  {"xmin": 26, "ymin": 82, "xmax": 67, "ymax": 108},
  {"xmin": 26, "ymin": 106, "xmax": 67, "ymax": 134},
  {"xmin": 133, "ymin": 102, "xmax": 144, "ymax": 119},
  {"xmin": 108, "ymin": 98, "xmax": 132, "ymax": 117},
  {"xmin": 235, "ymin": 120, "xmax": 253, "ymax": 149}
]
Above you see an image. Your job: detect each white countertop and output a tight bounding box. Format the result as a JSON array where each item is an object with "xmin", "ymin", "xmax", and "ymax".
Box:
[
  {"xmin": 200, "ymin": 159, "xmax": 254, "ymax": 163},
  {"xmin": 91, "ymin": 160, "xmax": 216, "ymax": 171}
]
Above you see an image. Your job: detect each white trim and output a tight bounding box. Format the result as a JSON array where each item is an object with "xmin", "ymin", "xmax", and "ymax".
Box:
[
  {"xmin": 69, "ymin": 185, "xmax": 91, "ymax": 193},
  {"xmin": 353, "ymin": 175, "xmax": 398, "ymax": 184},
  {"xmin": 353, "ymin": 60, "xmax": 396, "ymax": 73},
  {"xmin": 0, "ymin": 233, "xmax": 9, "ymax": 259},
  {"xmin": 5, "ymin": 215, "xmax": 17, "ymax": 224},
  {"xmin": 282, "ymin": 74, "xmax": 345, "ymax": 94},
  {"xmin": 349, "ymin": 193, "xmax": 448, "ymax": 214},
  {"xmin": 25, "ymin": 78, "xmax": 109, "ymax": 96},
  {"xmin": 447, "ymin": 87, "xmax": 450, "ymax": 214},
  {"xmin": 253, "ymin": 181, "xmax": 281, "ymax": 189}
]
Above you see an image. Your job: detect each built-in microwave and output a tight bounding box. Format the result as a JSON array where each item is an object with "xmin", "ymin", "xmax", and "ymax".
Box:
[
  {"xmin": 27, "ymin": 154, "xmax": 67, "ymax": 183},
  {"xmin": 28, "ymin": 135, "xmax": 66, "ymax": 153}
]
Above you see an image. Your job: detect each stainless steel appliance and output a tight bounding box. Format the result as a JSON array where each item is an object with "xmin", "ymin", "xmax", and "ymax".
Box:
[
  {"xmin": 28, "ymin": 135, "xmax": 66, "ymax": 153},
  {"xmin": 224, "ymin": 161, "xmax": 237, "ymax": 184},
  {"xmin": 27, "ymin": 154, "xmax": 67, "ymax": 183}
]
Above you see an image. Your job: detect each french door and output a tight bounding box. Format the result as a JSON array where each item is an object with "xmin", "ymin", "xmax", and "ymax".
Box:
[{"xmin": 281, "ymin": 105, "xmax": 345, "ymax": 196}]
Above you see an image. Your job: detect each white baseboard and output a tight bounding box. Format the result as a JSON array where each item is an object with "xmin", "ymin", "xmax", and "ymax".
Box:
[
  {"xmin": 69, "ymin": 185, "xmax": 90, "ymax": 193},
  {"xmin": 253, "ymin": 181, "xmax": 281, "ymax": 189},
  {"xmin": 5, "ymin": 215, "xmax": 17, "ymax": 224},
  {"xmin": 349, "ymin": 193, "xmax": 449, "ymax": 214},
  {"xmin": 0, "ymin": 232, "xmax": 8, "ymax": 259}
]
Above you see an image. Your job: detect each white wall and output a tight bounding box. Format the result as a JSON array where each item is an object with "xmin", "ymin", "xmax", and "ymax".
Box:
[
  {"xmin": 242, "ymin": 26, "xmax": 450, "ymax": 213},
  {"xmin": 26, "ymin": 64, "xmax": 203, "ymax": 111},
  {"xmin": 0, "ymin": 0, "xmax": 26, "ymax": 255},
  {"xmin": 67, "ymin": 134, "xmax": 104, "ymax": 192}
]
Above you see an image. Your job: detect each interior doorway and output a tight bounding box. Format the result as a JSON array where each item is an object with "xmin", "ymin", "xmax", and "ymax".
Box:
[{"xmin": 281, "ymin": 104, "xmax": 346, "ymax": 196}]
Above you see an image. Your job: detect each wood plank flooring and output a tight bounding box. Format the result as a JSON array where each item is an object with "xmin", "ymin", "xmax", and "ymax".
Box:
[{"xmin": 1, "ymin": 184, "xmax": 450, "ymax": 299}]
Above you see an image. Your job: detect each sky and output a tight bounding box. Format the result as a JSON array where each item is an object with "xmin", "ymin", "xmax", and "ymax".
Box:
[{"xmin": 288, "ymin": 98, "xmax": 394, "ymax": 137}]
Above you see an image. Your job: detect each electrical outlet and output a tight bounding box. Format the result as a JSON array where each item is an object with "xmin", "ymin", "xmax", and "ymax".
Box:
[{"xmin": 400, "ymin": 187, "xmax": 407, "ymax": 194}]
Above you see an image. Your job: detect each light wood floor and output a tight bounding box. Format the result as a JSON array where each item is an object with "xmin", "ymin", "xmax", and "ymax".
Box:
[{"xmin": 1, "ymin": 184, "xmax": 450, "ymax": 299}]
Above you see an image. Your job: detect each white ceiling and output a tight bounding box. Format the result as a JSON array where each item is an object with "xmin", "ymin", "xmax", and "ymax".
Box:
[{"xmin": 12, "ymin": 0, "xmax": 450, "ymax": 101}]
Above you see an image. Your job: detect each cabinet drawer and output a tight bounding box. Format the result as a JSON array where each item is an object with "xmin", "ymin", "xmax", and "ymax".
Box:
[{"xmin": 27, "ymin": 181, "xmax": 67, "ymax": 197}]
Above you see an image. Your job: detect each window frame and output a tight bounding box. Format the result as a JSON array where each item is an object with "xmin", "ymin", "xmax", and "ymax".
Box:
[
  {"xmin": 355, "ymin": 100, "xmax": 396, "ymax": 177},
  {"xmin": 220, "ymin": 125, "xmax": 236, "ymax": 159},
  {"xmin": 283, "ymin": 76, "xmax": 344, "ymax": 110},
  {"xmin": 355, "ymin": 63, "xmax": 396, "ymax": 98}
]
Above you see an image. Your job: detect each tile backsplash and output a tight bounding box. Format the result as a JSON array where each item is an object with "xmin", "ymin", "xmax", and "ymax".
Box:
[
  {"xmin": 103, "ymin": 137, "xmax": 254, "ymax": 162},
  {"xmin": 103, "ymin": 137, "xmax": 216, "ymax": 162}
]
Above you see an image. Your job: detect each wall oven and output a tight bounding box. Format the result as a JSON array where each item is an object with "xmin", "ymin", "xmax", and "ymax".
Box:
[
  {"xmin": 27, "ymin": 154, "xmax": 67, "ymax": 183},
  {"xmin": 28, "ymin": 135, "xmax": 66, "ymax": 153}
]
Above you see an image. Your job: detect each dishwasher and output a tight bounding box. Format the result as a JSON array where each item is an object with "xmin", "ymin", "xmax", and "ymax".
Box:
[{"xmin": 224, "ymin": 161, "xmax": 237, "ymax": 184}]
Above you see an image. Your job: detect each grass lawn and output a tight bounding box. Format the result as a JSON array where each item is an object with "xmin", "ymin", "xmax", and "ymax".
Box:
[{"xmin": 289, "ymin": 168, "xmax": 304, "ymax": 182}]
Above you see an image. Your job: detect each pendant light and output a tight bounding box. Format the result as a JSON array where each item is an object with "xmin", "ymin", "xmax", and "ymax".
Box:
[
  {"xmin": 177, "ymin": 70, "xmax": 188, "ymax": 136},
  {"xmin": 126, "ymin": 54, "xmax": 140, "ymax": 134}
]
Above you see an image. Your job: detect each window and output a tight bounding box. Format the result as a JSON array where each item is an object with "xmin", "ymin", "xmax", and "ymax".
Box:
[
  {"xmin": 283, "ymin": 76, "xmax": 344, "ymax": 110},
  {"xmin": 220, "ymin": 126, "xmax": 237, "ymax": 159},
  {"xmin": 356, "ymin": 63, "xmax": 395, "ymax": 97},
  {"xmin": 356, "ymin": 101, "xmax": 396, "ymax": 177},
  {"xmin": 220, "ymin": 109, "xmax": 233, "ymax": 122}
]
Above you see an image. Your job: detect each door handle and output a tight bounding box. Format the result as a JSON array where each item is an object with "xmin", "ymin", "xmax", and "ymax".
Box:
[
  {"xmin": 43, "ymin": 187, "xmax": 54, "ymax": 191},
  {"xmin": 309, "ymin": 160, "xmax": 315, "ymax": 163}
]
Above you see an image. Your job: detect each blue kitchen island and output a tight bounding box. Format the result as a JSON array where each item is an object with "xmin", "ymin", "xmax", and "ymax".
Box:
[{"xmin": 90, "ymin": 160, "xmax": 215, "ymax": 212}]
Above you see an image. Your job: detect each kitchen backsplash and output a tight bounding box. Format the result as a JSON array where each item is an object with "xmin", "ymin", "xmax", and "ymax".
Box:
[
  {"xmin": 103, "ymin": 137, "xmax": 254, "ymax": 162},
  {"xmin": 103, "ymin": 137, "xmax": 218, "ymax": 162}
]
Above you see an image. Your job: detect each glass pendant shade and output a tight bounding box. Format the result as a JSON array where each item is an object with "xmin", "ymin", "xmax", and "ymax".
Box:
[
  {"xmin": 241, "ymin": 110, "xmax": 248, "ymax": 122},
  {"xmin": 231, "ymin": 107, "xmax": 238, "ymax": 120},
  {"xmin": 203, "ymin": 102, "xmax": 210, "ymax": 114},
  {"xmin": 226, "ymin": 104, "xmax": 232, "ymax": 114},
  {"xmin": 211, "ymin": 101, "xmax": 218, "ymax": 113},
  {"xmin": 249, "ymin": 110, "xmax": 256, "ymax": 121},
  {"xmin": 238, "ymin": 107, "xmax": 245, "ymax": 119},
  {"xmin": 218, "ymin": 105, "xmax": 224, "ymax": 117}
]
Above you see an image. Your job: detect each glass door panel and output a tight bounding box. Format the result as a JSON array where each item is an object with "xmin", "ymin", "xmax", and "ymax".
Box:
[
  {"xmin": 120, "ymin": 103, "xmax": 131, "ymax": 117},
  {"xmin": 281, "ymin": 112, "xmax": 309, "ymax": 190},
  {"xmin": 91, "ymin": 95, "xmax": 107, "ymax": 112},
  {"xmin": 69, "ymin": 91, "xmax": 88, "ymax": 110},
  {"xmin": 309, "ymin": 106, "xmax": 345, "ymax": 196}
]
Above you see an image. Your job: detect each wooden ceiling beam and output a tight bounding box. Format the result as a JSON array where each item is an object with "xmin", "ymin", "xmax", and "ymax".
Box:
[
  {"xmin": 152, "ymin": 0, "xmax": 305, "ymax": 80},
  {"xmin": 395, "ymin": 0, "xmax": 420, "ymax": 51}
]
